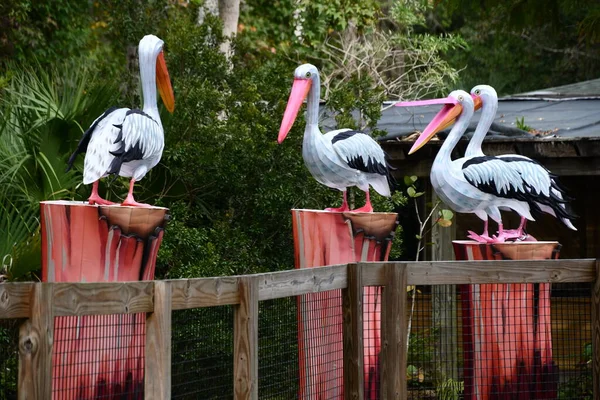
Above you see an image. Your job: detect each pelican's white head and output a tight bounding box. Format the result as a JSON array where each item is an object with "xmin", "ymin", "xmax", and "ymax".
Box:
[
  {"xmin": 470, "ymin": 84, "xmax": 497, "ymax": 111},
  {"xmin": 277, "ymin": 63, "xmax": 320, "ymax": 144},
  {"xmin": 138, "ymin": 34, "xmax": 175, "ymax": 113}
]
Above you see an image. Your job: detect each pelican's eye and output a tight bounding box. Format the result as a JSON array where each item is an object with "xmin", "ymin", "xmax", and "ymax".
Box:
[
  {"xmin": 475, "ymin": 89, "xmax": 481, "ymax": 95},
  {"xmin": 458, "ymin": 95, "xmax": 464, "ymax": 101},
  {"xmin": 305, "ymin": 71, "xmax": 311, "ymax": 78}
]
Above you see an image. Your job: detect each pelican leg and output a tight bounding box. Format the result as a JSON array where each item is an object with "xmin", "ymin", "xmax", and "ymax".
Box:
[
  {"xmin": 121, "ymin": 179, "xmax": 151, "ymax": 207},
  {"xmin": 88, "ymin": 181, "xmax": 116, "ymax": 206},
  {"xmin": 502, "ymin": 217, "xmax": 537, "ymax": 241},
  {"xmin": 352, "ymin": 190, "xmax": 374, "ymax": 213},
  {"xmin": 325, "ymin": 190, "xmax": 350, "ymax": 212},
  {"xmin": 467, "ymin": 218, "xmax": 494, "ymax": 242}
]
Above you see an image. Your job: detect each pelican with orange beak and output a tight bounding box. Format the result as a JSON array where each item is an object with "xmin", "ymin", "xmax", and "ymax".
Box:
[
  {"xmin": 67, "ymin": 34, "xmax": 175, "ymax": 207},
  {"xmin": 395, "ymin": 89, "xmax": 575, "ymax": 242},
  {"xmin": 278, "ymin": 63, "xmax": 393, "ymax": 212}
]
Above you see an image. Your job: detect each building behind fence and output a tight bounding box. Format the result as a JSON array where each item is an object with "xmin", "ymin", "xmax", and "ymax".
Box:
[{"xmin": 0, "ymin": 259, "xmax": 598, "ymax": 399}]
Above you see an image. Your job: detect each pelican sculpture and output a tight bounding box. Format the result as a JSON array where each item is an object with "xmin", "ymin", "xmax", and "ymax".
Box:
[
  {"xmin": 277, "ymin": 63, "xmax": 392, "ymax": 212},
  {"xmin": 396, "ymin": 89, "xmax": 576, "ymax": 242},
  {"xmin": 67, "ymin": 34, "xmax": 175, "ymax": 207}
]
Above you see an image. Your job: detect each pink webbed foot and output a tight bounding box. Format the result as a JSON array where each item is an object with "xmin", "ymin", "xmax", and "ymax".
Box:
[
  {"xmin": 88, "ymin": 194, "xmax": 116, "ymax": 206},
  {"xmin": 467, "ymin": 230, "xmax": 494, "ymax": 243},
  {"xmin": 121, "ymin": 194, "xmax": 151, "ymax": 207},
  {"xmin": 350, "ymin": 204, "xmax": 374, "ymax": 213}
]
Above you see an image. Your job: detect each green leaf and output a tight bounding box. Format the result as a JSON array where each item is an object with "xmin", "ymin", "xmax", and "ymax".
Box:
[
  {"xmin": 407, "ymin": 186, "xmax": 416, "ymax": 197},
  {"xmin": 403, "ymin": 175, "xmax": 418, "ymax": 186},
  {"xmin": 415, "ymin": 234, "xmax": 422, "ymax": 240},
  {"xmin": 441, "ymin": 209, "xmax": 454, "ymax": 220},
  {"xmin": 414, "ymin": 191, "xmax": 425, "ymax": 198}
]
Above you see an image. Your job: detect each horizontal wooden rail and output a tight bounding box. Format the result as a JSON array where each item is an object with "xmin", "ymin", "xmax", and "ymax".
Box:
[
  {"xmin": 361, "ymin": 259, "xmax": 597, "ymax": 286},
  {"xmin": 0, "ymin": 259, "xmax": 597, "ymax": 319}
]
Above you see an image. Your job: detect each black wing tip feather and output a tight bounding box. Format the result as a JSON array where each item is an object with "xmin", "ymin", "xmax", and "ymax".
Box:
[
  {"xmin": 65, "ymin": 106, "xmax": 119, "ymax": 172},
  {"xmin": 106, "ymin": 121, "xmax": 145, "ymax": 176}
]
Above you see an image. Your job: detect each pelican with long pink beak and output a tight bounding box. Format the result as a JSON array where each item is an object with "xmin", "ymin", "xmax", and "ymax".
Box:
[
  {"xmin": 395, "ymin": 89, "xmax": 576, "ymax": 242},
  {"xmin": 278, "ymin": 63, "xmax": 393, "ymax": 212}
]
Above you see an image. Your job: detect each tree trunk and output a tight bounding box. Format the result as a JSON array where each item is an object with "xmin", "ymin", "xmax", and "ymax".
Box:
[{"xmin": 218, "ymin": 0, "xmax": 240, "ymax": 57}]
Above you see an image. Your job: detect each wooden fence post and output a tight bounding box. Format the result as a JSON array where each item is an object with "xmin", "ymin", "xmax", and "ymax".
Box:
[
  {"xmin": 234, "ymin": 276, "xmax": 259, "ymax": 400},
  {"xmin": 343, "ymin": 263, "xmax": 364, "ymax": 400},
  {"xmin": 145, "ymin": 281, "xmax": 172, "ymax": 399},
  {"xmin": 592, "ymin": 260, "xmax": 600, "ymax": 400},
  {"xmin": 18, "ymin": 283, "xmax": 54, "ymax": 399},
  {"xmin": 380, "ymin": 263, "xmax": 408, "ymax": 399}
]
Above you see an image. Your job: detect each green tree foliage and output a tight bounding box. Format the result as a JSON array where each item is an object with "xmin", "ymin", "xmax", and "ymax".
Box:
[
  {"xmin": 434, "ymin": 0, "xmax": 600, "ymax": 94},
  {"xmin": 0, "ymin": 59, "xmax": 119, "ymax": 279}
]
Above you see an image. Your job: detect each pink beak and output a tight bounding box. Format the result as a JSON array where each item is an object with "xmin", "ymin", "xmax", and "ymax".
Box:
[
  {"xmin": 395, "ymin": 97, "xmax": 461, "ymax": 155},
  {"xmin": 278, "ymin": 78, "xmax": 312, "ymax": 144}
]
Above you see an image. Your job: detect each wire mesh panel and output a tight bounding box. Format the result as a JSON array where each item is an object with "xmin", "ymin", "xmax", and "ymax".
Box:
[
  {"xmin": 552, "ymin": 283, "xmax": 593, "ymax": 399},
  {"xmin": 0, "ymin": 319, "xmax": 19, "ymax": 400},
  {"xmin": 52, "ymin": 314, "xmax": 145, "ymax": 399},
  {"xmin": 171, "ymin": 306, "xmax": 234, "ymax": 399},
  {"xmin": 406, "ymin": 283, "xmax": 593, "ymax": 400},
  {"xmin": 257, "ymin": 296, "xmax": 299, "ymax": 399},
  {"xmin": 295, "ymin": 290, "xmax": 344, "ymax": 399},
  {"xmin": 363, "ymin": 286, "xmax": 382, "ymax": 400}
]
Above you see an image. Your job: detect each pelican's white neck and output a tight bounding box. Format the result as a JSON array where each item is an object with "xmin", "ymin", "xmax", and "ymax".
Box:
[
  {"xmin": 466, "ymin": 96, "xmax": 497, "ymax": 157},
  {"xmin": 305, "ymin": 72, "xmax": 321, "ymax": 127},
  {"xmin": 437, "ymin": 105, "xmax": 475, "ymax": 163},
  {"xmin": 137, "ymin": 37, "xmax": 163, "ymax": 122}
]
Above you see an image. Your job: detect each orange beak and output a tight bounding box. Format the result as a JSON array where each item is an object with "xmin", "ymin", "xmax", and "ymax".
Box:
[
  {"xmin": 156, "ymin": 51, "xmax": 175, "ymax": 113},
  {"xmin": 395, "ymin": 96, "xmax": 464, "ymax": 155},
  {"xmin": 435, "ymin": 94, "xmax": 482, "ymax": 132},
  {"xmin": 278, "ymin": 78, "xmax": 312, "ymax": 144}
]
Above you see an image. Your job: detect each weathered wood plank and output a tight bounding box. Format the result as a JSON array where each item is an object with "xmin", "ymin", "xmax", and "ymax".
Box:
[
  {"xmin": 592, "ymin": 260, "xmax": 600, "ymax": 400},
  {"xmin": 170, "ymin": 277, "xmax": 240, "ymax": 309},
  {"xmin": 258, "ymin": 264, "xmax": 347, "ymax": 300},
  {"xmin": 18, "ymin": 283, "xmax": 53, "ymax": 399},
  {"xmin": 342, "ymin": 263, "xmax": 364, "ymax": 400},
  {"xmin": 234, "ymin": 276, "xmax": 258, "ymax": 400},
  {"xmin": 361, "ymin": 263, "xmax": 386, "ymax": 286},
  {"xmin": 404, "ymin": 259, "xmax": 595, "ymax": 284},
  {"xmin": 145, "ymin": 281, "xmax": 172, "ymax": 400},
  {"xmin": 0, "ymin": 282, "xmax": 34, "ymax": 319},
  {"xmin": 53, "ymin": 281, "xmax": 154, "ymax": 316},
  {"xmin": 380, "ymin": 264, "xmax": 408, "ymax": 399}
]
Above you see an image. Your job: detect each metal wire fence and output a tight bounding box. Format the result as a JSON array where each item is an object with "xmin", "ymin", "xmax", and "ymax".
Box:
[
  {"xmin": 0, "ymin": 319, "xmax": 19, "ymax": 400},
  {"xmin": 171, "ymin": 306, "xmax": 234, "ymax": 399},
  {"xmin": 295, "ymin": 290, "xmax": 344, "ymax": 399},
  {"xmin": 258, "ymin": 296, "xmax": 299, "ymax": 399},
  {"xmin": 407, "ymin": 283, "xmax": 593, "ymax": 400},
  {"xmin": 363, "ymin": 286, "xmax": 382, "ymax": 400},
  {"xmin": 51, "ymin": 314, "xmax": 146, "ymax": 399}
]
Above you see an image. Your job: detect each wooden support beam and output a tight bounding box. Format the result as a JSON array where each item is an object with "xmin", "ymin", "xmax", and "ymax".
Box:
[
  {"xmin": 342, "ymin": 263, "xmax": 364, "ymax": 400},
  {"xmin": 592, "ymin": 260, "xmax": 600, "ymax": 400},
  {"xmin": 381, "ymin": 264, "xmax": 408, "ymax": 399},
  {"xmin": 18, "ymin": 283, "xmax": 54, "ymax": 399},
  {"xmin": 0, "ymin": 282, "xmax": 34, "ymax": 319},
  {"xmin": 145, "ymin": 281, "xmax": 172, "ymax": 400},
  {"xmin": 234, "ymin": 276, "xmax": 259, "ymax": 399}
]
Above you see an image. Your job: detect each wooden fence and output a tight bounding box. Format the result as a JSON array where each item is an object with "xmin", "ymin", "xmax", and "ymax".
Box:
[{"xmin": 1, "ymin": 259, "xmax": 599, "ymax": 400}]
